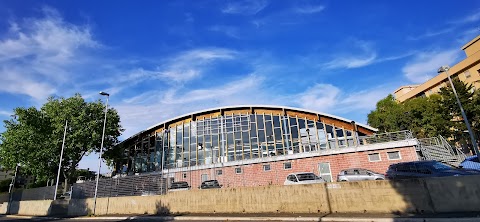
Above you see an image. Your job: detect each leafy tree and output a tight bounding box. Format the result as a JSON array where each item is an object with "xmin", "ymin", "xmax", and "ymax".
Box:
[
  {"xmin": 439, "ymin": 78, "xmax": 477, "ymax": 146},
  {"xmin": 0, "ymin": 94, "xmax": 123, "ymax": 186},
  {"xmin": 402, "ymin": 95, "xmax": 451, "ymax": 138},
  {"xmin": 368, "ymin": 78, "xmax": 478, "ymax": 148},
  {"xmin": 367, "ymin": 95, "xmax": 406, "ymax": 133}
]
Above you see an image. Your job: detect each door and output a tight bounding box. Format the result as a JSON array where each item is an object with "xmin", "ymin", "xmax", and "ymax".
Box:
[
  {"xmin": 318, "ymin": 162, "xmax": 332, "ymax": 182},
  {"xmin": 201, "ymin": 174, "xmax": 208, "ymax": 182}
]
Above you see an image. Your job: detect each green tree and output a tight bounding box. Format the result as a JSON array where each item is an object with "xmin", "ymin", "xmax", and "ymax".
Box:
[
  {"xmin": 367, "ymin": 95, "xmax": 406, "ymax": 132},
  {"xmin": 0, "ymin": 94, "xmax": 123, "ymax": 186},
  {"xmin": 368, "ymin": 94, "xmax": 451, "ymax": 139},
  {"xmin": 402, "ymin": 95, "xmax": 451, "ymax": 138},
  {"xmin": 439, "ymin": 78, "xmax": 477, "ymax": 145}
]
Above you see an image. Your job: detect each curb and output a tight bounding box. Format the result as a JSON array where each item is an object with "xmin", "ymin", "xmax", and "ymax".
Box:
[{"xmin": 4, "ymin": 215, "xmax": 480, "ymax": 222}]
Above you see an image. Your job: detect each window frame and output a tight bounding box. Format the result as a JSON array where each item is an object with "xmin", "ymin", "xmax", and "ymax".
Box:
[
  {"xmin": 263, "ymin": 164, "xmax": 271, "ymax": 171},
  {"xmin": 216, "ymin": 169, "xmax": 223, "ymax": 175},
  {"xmin": 283, "ymin": 162, "xmax": 292, "ymax": 170},
  {"xmin": 368, "ymin": 153, "xmax": 381, "ymax": 162},
  {"xmin": 387, "ymin": 151, "xmax": 401, "ymax": 160},
  {"xmin": 235, "ymin": 167, "xmax": 242, "ymax": 174}
]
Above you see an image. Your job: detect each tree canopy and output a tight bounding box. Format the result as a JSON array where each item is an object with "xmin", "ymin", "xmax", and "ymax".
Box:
[
  {"xmin": 0, "ymin": 94, "xmax": 123, "ymax": 184},
  {"xmin": 368, "ymin": 78, "xmax": 478, "ymax": 148}
]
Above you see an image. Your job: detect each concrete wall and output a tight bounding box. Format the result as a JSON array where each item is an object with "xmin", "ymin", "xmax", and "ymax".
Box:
[
  {"xmin": 67, "ymin": 175, "xmax": 480, "ymax": 216},
  {"xmin": 6, "ymin": 200, "xmax": 53, "ymax": 216},
  {"xmin": 5, "ymin": 175, "xmax": 480, "ymax": 216}
]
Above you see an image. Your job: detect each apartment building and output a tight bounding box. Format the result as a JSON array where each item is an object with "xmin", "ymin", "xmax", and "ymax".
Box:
[{"xmin": 394, "ymin": 34, "xmax": 480, "ymax": 102}]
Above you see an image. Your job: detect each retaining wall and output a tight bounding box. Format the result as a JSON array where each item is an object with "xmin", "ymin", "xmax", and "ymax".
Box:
[{"xmin": 5, "ymin": 175, "xmax": 480, "ymax": 216}]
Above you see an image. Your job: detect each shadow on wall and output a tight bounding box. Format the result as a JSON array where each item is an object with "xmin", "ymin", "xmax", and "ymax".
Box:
[
  {"xmin": 388, "ymin": 175, "xmax": 480, "ymax": 220},
  {"xmin": 67, "ymin": 187, "xmax": 90, "ymax": 217}
]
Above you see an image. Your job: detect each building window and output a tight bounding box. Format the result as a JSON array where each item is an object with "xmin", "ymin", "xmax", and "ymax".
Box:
[
  {"xmin": 235, "ymin": 167, "xmax": 242, "ymax": 174},
  {"xmin": 263, "ymin": 164, "xmax": 271, "ymax": 171},
  {"xmin": 368, "ymin": 153, "xmax": 381, "ymax": 162},
  {"xmin": 387, "ymin": 151, "xmax": 401, "ymax": 160},
  {"xmin": 216, "ymin": 169, "xmax": 223, "ymax": 175},
  {"xmin": 182, "ymin": 173, "xmax": 187, "ymax": 178},
  {"xmin": 465, "ymin": 71, "xmax": 471, "ymax": 78},
  {"xmin": 284, "ymin": 162, "xmax": 292, "ymax": 170}
]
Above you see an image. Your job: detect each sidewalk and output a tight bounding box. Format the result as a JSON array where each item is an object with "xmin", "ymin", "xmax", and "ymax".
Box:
[{"xmin": 3, "ymin": 213, "xmax": 480, "ymax": 222}]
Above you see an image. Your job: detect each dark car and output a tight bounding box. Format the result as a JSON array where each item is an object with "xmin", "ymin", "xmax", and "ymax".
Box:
[
  {"xmin": 199, "ymin": 180, "xmax": 222, "ymax": 189},
  {"xmin": 386, "ymin": 160, "xmax": 480, "ymax": 180},
  {"xmin": 459, "ymin": 155, "xmax": 480, "ymax": 170},
  {"xmin": 168, "ymin": 181, "xmax": 190, "ymax": 191}
]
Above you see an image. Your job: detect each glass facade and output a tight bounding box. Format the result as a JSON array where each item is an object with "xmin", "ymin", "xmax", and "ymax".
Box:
[{"xmin": 123, "ymin": 112, "xmax": 363, "ymax": 173}]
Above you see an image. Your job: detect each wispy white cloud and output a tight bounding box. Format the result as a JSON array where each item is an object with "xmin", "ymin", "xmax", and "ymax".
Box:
[
  {"xmin": 407, "ymin": 28, "xmax": 455, "ymax": 41},
  {"xmin": 222, "ymin": 0, "xmax": 268, "ymax": 15},
  {"xmin": 294, "ymin": 83, "xmax": 393, "ymax": 116},
  {"xmin": 402, "ymin": 49, "xmax": 461, "ymax": 83},
  {"xmin": 324, "ymin": 54, "xmax": 377, "ymax": 69},
  {"xmin": 0, "ymin": 7, "xmax": 97, "ymax": 101},
  {"xmin": 101, "ymin": 48, "xmax": 238, "ymax": 90},
  {"xmin": 450, "ymin": 10, "xmax": 480, "ymax": 24},
  {"xmin": 294, "ymin": 5, "xmax": 325, "ymax": 14},
  {"xmin": 116, "ymin": 74, "xmax": 272, "ymax": 137},
  {"xmin": 209, "ymin": 25, "xmax": 240, "ymax": 39},
  {"xmin": 296, "ymin": 84, "xmax": 340, "ymax": 112},
  {"xmin": 0, "ymin": 110, "xmax": 12, "ymax": 117},
  {"xmin": 323, "ymin": 41, "xmax": 377, "ymax": 69},
  {"xmin": 338, "ymin": 86, "xmax": 396, "ymax": 113}
]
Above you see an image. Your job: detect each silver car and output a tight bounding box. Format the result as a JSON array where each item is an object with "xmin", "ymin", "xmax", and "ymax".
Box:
[
  {"xmin": 337, "ymin": 168, "xmax": 385, "ymax": 182},
  {"xmin": 284, "ymin": 172, "xmax": 326, "ymax": 185}
]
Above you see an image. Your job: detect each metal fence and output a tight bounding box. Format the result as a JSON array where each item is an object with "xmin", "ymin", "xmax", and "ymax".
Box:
[
  {"xmin": 358, "ymin": 130, "xmax": 414, "ymax": 145},
  {"xmin": 72, "ymin": 173, "xmax": 167, "ymax": 199},
  {"xmin": 0, "ymin": 186, "xmax": 56, "ymax": 202}
]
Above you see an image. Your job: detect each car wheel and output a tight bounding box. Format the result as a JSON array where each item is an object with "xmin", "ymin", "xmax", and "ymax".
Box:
[{"xmin": 375, "ymin": 178, "xmax": 384, "ymax": 180}]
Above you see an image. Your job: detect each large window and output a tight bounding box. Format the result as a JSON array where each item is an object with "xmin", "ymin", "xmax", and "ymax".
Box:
[{"xmin": 135, "ymin": 110, "xmax": 363, "ymax": 172}]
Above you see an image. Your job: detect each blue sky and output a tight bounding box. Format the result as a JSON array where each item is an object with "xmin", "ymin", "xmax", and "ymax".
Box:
[{"xmin": 0, "ymin": 0, "xmax": 479, "ymax": 173}]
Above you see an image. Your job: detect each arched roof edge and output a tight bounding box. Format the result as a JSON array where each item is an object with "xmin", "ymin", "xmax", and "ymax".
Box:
[{"xmin": 122, "ymin": 105, "xmax": 377, "ymax": 143}]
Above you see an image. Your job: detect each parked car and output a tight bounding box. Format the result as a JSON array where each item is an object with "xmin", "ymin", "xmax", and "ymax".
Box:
[
  {"xmin": 199, "ymin": 180, "xmax": 222, "ymax": 189},
  {"xmin": 386, "ymin": 160, "xmax": 480, "ymax": 180},
  {"xmin": 168, "ymin": 181, "xmax": 190, "ymax": 192},
  {"xmin": 459, "ymin": 155, "xmax": 480, "ymax": 170},
  {"xmin": 337, "ymin": 168, "xmax": 385, "ymax": 182},
  {"xmin": 284, "ymin": 172, "xmax": 326, "ymax": 185}
]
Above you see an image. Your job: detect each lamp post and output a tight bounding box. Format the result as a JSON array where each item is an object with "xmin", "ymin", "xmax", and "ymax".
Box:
[
  {"xmin": 93, "ymin": 91, "xmax": 109, "ymax": 215},
  {"xmin": 54, "ymin": 120, "xmax": 68, "ymax": 200},
  {"xmin": 438, "ymin": 66, "xmax": 479, "ymax": 159}
]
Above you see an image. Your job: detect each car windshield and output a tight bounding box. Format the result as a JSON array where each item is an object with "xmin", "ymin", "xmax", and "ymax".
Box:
[
  {"xmin": 430, "ymin": 162, "xmax": 454, "ymax": 170},
  {"xmin": 296, "ymin": 173, "xmax": 319, "ymax": 181}
]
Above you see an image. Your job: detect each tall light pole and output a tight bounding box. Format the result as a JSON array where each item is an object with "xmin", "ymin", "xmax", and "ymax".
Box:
[
  {"xmin": 438, "ymin": 66, "xmax": 479, "ymax": 159},
  {"xmin": 93, "ymin": 91, "xmax": 109, "ymax": 215},
  {"xmin": 54, "ymin": 120, "xmax": 68, "ymax": 200}
]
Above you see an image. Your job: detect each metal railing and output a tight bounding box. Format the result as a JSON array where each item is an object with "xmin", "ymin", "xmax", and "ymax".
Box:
[
  {"xmin": 358, "ymin": 130, "xmax": 414, "ymax": 146},
  {"xmin": 72, "ymin": 173, "xmax": 167, "ymax": 199},
  {"xmin": 417, "ymin": 135, "xmax": 467, "ymax": 166}
]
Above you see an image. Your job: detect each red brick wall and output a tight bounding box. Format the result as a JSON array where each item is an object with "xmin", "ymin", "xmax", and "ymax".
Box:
[{"xmin": 170, "ymin": 146, "xmax": 418, "ymax": 189}]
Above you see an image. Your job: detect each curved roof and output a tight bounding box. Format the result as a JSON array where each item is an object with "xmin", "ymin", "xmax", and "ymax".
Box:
[{"xmin": 122, "ymin": 105, "xmax": 377, "ymax": 143}]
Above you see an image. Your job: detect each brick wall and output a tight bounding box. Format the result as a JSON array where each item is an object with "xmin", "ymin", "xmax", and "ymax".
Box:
[{"xmin": 170, "ymin": 146, "xmax": 418, "ymax": 189}]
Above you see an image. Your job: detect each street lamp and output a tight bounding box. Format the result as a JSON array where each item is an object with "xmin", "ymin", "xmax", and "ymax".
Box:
[
  {"xmin": 437, "ymin": 66, "xmax": 479, "ymax": 159},
  {"xmin": 54, "ymin": 120, "xmax": 68, "ymax": 200},
  {"xmin": 93, "ymin": 91, "xmax": 109, "ymax": 215}
]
